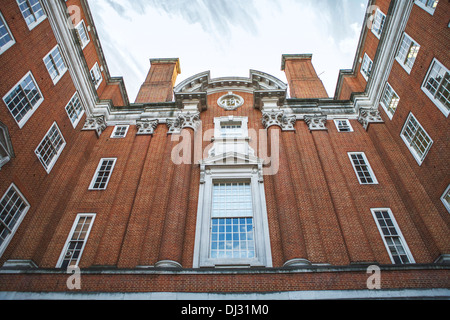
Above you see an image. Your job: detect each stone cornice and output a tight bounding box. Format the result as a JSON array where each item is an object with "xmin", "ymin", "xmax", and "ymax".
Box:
[{"xmin": 281, "ymin": 53, "xmax": 313, "ymax": 71}]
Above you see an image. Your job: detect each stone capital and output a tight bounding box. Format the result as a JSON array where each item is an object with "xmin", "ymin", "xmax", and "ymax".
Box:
[
  {"xmin": 167, "ymin": 112, "xmax": 201, "ymax": 134},
  {"xmin": 304, "ymin": 115, "xmax": 328, "ymax": 131},
  {"xmin": 136, "ymin": 119, "xmax": 159, "ymax": 135},
  {"xmin": 82, "ymin": 115, "xmax": 107, "ymax": 137},
  {"xmin": 262, "ymin": 110, "xmax": 296, "ymax": 131},
  {"xmin": 358, "ymin": 108, "xmax": 384, "ymax": 130}
]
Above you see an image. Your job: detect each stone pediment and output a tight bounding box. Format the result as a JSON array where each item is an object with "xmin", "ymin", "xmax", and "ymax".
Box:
[
  {"xmin": 199, "ymin": 152, "xmax": 264, "ymax": 184},
  {"xmin": 174, "ymin": 70, "xmax": 287, "ymax": 95},
  {"xmin": 201, "ymin": 151, "xmax": 260, "ymax": 167}
]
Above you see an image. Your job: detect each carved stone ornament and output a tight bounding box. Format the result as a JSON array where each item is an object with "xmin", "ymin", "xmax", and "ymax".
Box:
[
  {"xmin": 217, "ymin": 92, "xmax": 244, "ymax": 111},
  {"xmin": 136, "ymin": 119, "xmax": 159, "ymax": 135},
  {"xmin": 261, "ymin": 110, "xmax": 296, "ymax": 131},
  {"xmin": 82, "ymin": 115, "xmax": 107, "ymax": 137},
  {"xmin": 304, "ymin": 115, "xmax": 328, "ymax": 131},
  {"xmin": 358, "ymin": 108, "xmax": 384, "ymax": 130},
  {"xmin": 166, "ymin": 112, "xmax": 201, "ymax": 134}
]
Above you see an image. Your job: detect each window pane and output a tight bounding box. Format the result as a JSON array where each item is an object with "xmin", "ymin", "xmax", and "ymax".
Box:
[
  {"xmin": 65, "ymin": 93, "xmax": 83, "ymax": 124},
  {"xmin": 211, "ymin": 182, "xmax": 253, "ymax": 218},
  {"xmin": 381, "ymin": 83, "xmax": 400, "ymax": 116},
  {"xmin": 60, "ymin": 215, "xmax": 94, "ymax": 269},
  {"xmin": 36, "ymin": 123, "xmax": 65, "ymax": 171},
  {"xmin": 210, "ymin": 182, "xmax": 255, "ymax": 259},
  {"xmin": 0, "ymin": 14, "xmax": 14, "ymax": 50},
  {"xmin": 17, "ymin": 0, "xmax": 36, "ymax": 25},
  {"xmin": 350, "ymin": 153, "xmax": 376, "ymax": 184},
  {"xmin": 397, "ymin": 34, "xmax": 420, "ymax": 70},
  {"xmin": 17, "ymin": 0, "xmax": 45, "ymax": 27},
  {"xmin": 4, "ymin": 74, "xmax": 42, "ymax": 125},
  {"xmin": 436, "ymin": 72, "xmax": 450, "ymax": 111},
  {"xmin": 374, "ymin": 209, "xmax": 412, "ymax": 265},
  {"xmin": 210, "ymin": 217, "xmax": 255, "ymax": 259},
  {"xmin": 91, "ymin": 159, "xmax": 115, "ymax": 190},
  {"xmin": 401, "ymin": 114, "xmax": 432, "ymax": 162},
  {"xmin": 372, "ymin": 10, "xmax": 386, "ymax": 37},
  {"xmin": 0, "ymin": 186, "xmax": 28, "ymax": 248}
]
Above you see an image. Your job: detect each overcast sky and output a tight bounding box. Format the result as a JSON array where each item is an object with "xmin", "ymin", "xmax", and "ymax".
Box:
[{"xmin": 88, "ymin": 0, "xmax": 369, "ymax": 102}]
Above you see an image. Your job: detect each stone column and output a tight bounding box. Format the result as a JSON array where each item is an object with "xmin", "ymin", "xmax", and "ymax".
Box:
[
  {"xmin": 155, "ymin": 112, "xmax": 200, "ymax": 268},
  {"xmin": 263, "ymin": 110, "xmax": 310, "ymax": 267}
]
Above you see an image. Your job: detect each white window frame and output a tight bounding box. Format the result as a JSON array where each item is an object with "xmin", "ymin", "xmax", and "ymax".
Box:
[
  {"xmin": 89, "ymin": 158, "xmax": 117, "ymax": 190},
  {"xmin": 380, "ymin": 82, "xmax": 400, "ymax": 119},
  {"xmin": 111, "ymin": 125, "xmax": 129, "ymax": 139},
  {"xmin": 371, "ymin": 9, "xmax": 386, "ymax": 39},
  {"xmin": 210, "ymin": 116, "xmax": 254, "ymax": 157},
  {"xmin": 334, "ymin": 119, "xmax": 354, "ymax": 132},
  {"xmin": 74, "ymin": 20, "xmax": 90, "ymax": 49},
  {"xmin": 65, "ymin": 92, "xmax": 85, "ymax": 128},
  {"xmin": 2, "ymin": 71, "xmax": 44, "ymax": 128},
  {"xmin": 193, "ymin": 163, "xmax": 272, "ymax": 268},
  {"xmin": 35, "ymin": 122, "xmax": 66, "ymax": 173},
  {"xmin": 396, "ymin": 33, "xmax": 420, "ymax": 74},
  {"xmin": 90, "ymin": 62, "xmax": 103, "ymax": 89},
  {"xmin": 370, "ymin": 208, "xmax": 415, "ymax": 264},
  {"xmin": 214, "ymin": 116, "xmax": 248, "ymax": 139},
  {"xmin": 56, "ymin": 213, "xmax": 96, "ymax": 269},
  {"xmin": 441, "ymin": 185, "xmax": 450, "ymax": 213},
  {"xmin": 43, "ymin": 45, "xmax": 67, "ymax": 85},
  {"xmin": 0, "ymin": 11, "xmax": 16, "ymax": 55},
  {"xmin": 421, "ymin": 58, "xmax": 449, "ymax": 117},
  {"xmin": 400, "ymin": 113, "xmax": 433, "ymax": 166},
  {"xmin": 0, "ymin": 183, "xmax": 30, "ymax": 258},
  {"xmin": 414, "ymin": 0, "xmax": 439, "ymax": 15},
  {"xmin": 360, "ymin": 53, "xmax": 373, "ymax": 81},
  {"xmin": 16, "ymin": 0, "xmax": 46, "ymax": 30},
  {"xmin": 348, "ymin": 152, "xmax": 378, "ymax": 185},
  {"xmin": 0, "ymin": 122, "xmax": 14, "ymax": 169},
  {"xmin": 209, "ymin": 182, "xmax": 256, "ymax": 261}
]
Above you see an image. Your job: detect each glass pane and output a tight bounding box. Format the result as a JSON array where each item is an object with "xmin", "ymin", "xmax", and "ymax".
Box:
[{"xmin": 210, "ymin": 217, "xmax": 255, "ymax": 259}]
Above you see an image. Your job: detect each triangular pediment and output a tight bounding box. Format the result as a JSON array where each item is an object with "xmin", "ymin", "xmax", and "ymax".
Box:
[{"xmin": 200, "ymin": 151, "xmax": 261, "ymax": 167}]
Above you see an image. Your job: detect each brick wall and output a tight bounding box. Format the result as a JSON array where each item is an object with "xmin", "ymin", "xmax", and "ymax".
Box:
[{"xmin": 0, "ymin": 267, "xmax": 448, "ymax": 293}]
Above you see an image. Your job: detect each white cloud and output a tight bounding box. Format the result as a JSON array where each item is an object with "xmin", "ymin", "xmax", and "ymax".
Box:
[{"xmin": 88, "ymin": 0, "xmax": 368, "ymax": 102}]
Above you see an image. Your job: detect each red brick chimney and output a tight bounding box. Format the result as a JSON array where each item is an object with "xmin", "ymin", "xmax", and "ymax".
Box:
[
  {"xmin": 281, "ymin": 54, "xmax": 329, "ymax": 99},
  {"xmin": 135, "ymin": 58, "xmax": 181, "ymax": 103}
]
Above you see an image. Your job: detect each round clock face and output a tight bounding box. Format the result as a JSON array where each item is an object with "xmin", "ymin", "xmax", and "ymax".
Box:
[{"xmin": 217, "ymin": 92, "xmax": 244, "ymax": 110}]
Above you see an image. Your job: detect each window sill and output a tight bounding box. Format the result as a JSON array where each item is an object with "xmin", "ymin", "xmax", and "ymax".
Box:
[{"xmin": 26, "ymin": 15, "xmax": 47, "ymax": 31}]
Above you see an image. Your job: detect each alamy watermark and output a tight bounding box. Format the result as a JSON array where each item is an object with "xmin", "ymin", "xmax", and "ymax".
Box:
[
  {"xmin": 366, "ymin": 5, "xmax": 381, "ymax": 31},
  {"xmin": 367, "ymin": 265, "xmax": 381, "ymax": 290},
  {"xmin": 169, "ymin": 125, "xmax": 281, "ymax": 176},
  {"xmin": 66, "ymin": 266, "xmax": 81, "ymax": 290}
]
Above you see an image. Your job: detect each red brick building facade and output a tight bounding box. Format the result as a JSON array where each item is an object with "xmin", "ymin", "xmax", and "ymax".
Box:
[{"xmin": 0, "ymin": 0, "xmax": 448, "ymax": 299}]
